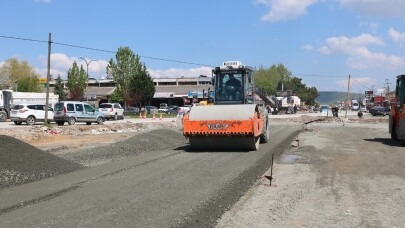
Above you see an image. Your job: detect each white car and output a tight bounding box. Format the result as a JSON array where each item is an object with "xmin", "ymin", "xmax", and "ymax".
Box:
[
  {"xmin": 10, "ymin": 104, "xmax": 54, "ymax": 125},
  {"xmin": 98, "ymin": 103, "xmax": 124, "ymax": 120}
]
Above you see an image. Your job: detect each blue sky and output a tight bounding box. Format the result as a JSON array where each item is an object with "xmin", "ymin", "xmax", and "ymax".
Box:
[{"xmin": 1, "ymin": 0, "xmax": 405, "ymax": 93}]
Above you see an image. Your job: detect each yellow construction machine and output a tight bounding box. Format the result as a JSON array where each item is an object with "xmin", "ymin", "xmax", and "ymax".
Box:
[{"xmin": 182, "ymin": 61, "xmax": 269, "ymax": 150}]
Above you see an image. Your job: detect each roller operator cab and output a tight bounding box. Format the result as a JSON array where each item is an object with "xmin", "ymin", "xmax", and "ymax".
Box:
[
  {"xmin": 389, "ymin": 74, "xmax": 405, "ymax": 141},
  {"xmin": 183, "ymin": 61, "xmax": 270, "ymax": 151},
  {"xmin": 212, "ymin": 61, "xmax": 255, "ymax": 105}
]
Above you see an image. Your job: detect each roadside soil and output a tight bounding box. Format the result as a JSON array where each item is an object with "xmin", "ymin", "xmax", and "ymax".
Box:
[
  {"xmin": 0, "ymin": 121, "xmax": 182, "ymax": 153},
  {"xmin": 216, "ymin": 116, "xmax": 405, "ymax": 228}
]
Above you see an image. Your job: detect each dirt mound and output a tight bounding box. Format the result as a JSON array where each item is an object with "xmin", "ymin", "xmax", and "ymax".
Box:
[
  {"xmin": 0, "ymin": 135, "xmax": 85, "ymax": 189},
  {"xmin": 59, "ymin": 128, "xmax": 188, "ymax": 167}
]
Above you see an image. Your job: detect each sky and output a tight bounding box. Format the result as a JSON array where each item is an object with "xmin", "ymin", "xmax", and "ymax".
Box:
[{"xmin": 1, "ymin": 0, "xmax": 405, "ymax": 93}]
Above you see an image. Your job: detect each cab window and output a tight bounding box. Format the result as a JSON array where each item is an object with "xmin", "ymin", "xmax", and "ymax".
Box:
[
  {"xmin": 84, "ymin": 104, "xmax": 95, "ymax": 112},
  {"xmin": 67, "ymin": 103, "xmax": 74, "ymax": 112},
  {"xmin": 75, "ymin": 104, "xmax": 84, "ymax": 112}
]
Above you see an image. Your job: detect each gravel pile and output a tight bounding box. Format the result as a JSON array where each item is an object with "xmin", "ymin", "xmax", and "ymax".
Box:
[
  {"xmin": 0, "ymin": 122, "xmax": 180, "ymax": 143},
  {"xmin": 59, "ymin": 128, "xmax": 188, "ymax": 167},
  {"xmin": 0, "ymin": 135, "xmax": 85, "ymax": 189}
]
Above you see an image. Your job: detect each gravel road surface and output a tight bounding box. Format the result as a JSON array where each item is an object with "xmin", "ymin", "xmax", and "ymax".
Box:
[
  {"xmin": 216, "ymin": 119, "xmax": 405, "ymax": 228},
  {"xmin": 1, "ymin": 113, "xmax": 403, "ymax": 227},
  {"xmin": 0, "ymin": 122, "xmax": 300, "ymax": 227}
]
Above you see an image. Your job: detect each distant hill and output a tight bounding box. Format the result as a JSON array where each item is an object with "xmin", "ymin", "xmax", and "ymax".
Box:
[{"xmin": 316, "ymin": 91, "xmax": 364, "ymax": 105}]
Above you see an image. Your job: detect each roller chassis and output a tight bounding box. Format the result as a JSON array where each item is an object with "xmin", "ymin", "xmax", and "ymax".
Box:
[{"xmin": 182, "ymin": 61, "xmax": 270, "ymax": 151}]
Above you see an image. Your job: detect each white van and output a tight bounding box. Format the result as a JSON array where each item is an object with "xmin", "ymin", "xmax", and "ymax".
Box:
[
  {"xmin": 351, "ymin": 100, "xmax": 360, "ymax": 111},
  {"xmin": 53, "ymin": 101, "xmax": 104, "ymax": 125}
]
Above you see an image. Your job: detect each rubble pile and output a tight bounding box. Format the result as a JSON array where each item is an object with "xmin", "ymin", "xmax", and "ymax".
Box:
[{"xmin": 0, "ymin": 121, "xmax": 182, "ymax": 143}]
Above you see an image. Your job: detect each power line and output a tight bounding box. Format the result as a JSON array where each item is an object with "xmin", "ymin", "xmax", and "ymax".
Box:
[
  {"xmin": 1, "ymin": 35, "xmax": 214, "ymax": 67},
  {"xmin": 293, "ymin": 73, "xmax": 346, "ymax": 78},
  {"xmin": 53, "ymin": 41, "xmax": 116, "ymax": 54},
  {"xmin": 351, "ymin": 78, "xmax": 371, "ymax": 90},
  {"xmin": 0, "ymin": 35, "xmax": 47, "ymax": 44},
  {"xmin": 295, "ymin": 73, "xmax": 372, "ymax": 90}
]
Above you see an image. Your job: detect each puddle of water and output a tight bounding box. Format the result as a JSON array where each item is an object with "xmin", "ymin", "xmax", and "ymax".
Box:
[{"xmin": 279, "ymin": 154, "xmax": 302, "ymax": 164}]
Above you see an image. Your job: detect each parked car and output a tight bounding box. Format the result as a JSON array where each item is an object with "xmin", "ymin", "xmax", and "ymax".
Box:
[
  {"xmin": 370, "ymin": 106, "xmax": 388, "ymax": 116},
  {"xmin": 140, "ymin": 106, "xmax": 158, "ymax": 114},
  {"xmin": 124, "ymin": 106, "xmax": 139, "ymax": 115},
  {"xmin": 166, "ymin": 105, "xmax": 179, "ymax": 114},
  {"xmin": 10, "ymin": 104, "xmax": 54, "ymax": 125},
  {"xmin": 53, "ymin": 101, "xmax": 104, "ymax": 125},
  {"xmin": 98, "ymin": 103, "xmax": 124, "ymax": 120},
  {"xmin": 158, "ymin": 103, "xmax": 169, "ymax": 113},
  {"xmin": 351, "ymin": 102, "xmax": 360, "ymax": 111},
  {"xmin": 360, "ymin": 106, "xmax": 367, "ymax": 112}
]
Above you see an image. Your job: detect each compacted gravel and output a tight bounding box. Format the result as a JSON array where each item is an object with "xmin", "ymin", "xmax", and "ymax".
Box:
[
  {"xmin": 58, "ymin": 128, "xmax": 188, "ymax": 167},
  {"xmin": 0, "ymin": 120, "xmax": 185, "ymax": 189},
  {"xmin": 0, "ymin": 135, "xmax": 84, "ymax": 189}
]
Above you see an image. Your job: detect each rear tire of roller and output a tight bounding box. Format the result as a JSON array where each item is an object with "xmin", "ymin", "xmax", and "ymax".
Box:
[{"xmin": 260, "ymin": 119, "xmax": 270, "ymax": 143}]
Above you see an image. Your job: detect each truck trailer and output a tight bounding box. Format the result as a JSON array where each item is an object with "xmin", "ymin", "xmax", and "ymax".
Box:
[{"xmin": 0, "ymin": 90, "xmax": 59, "ymax": 122}]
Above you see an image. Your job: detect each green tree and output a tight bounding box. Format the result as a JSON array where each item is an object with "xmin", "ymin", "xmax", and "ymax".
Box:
[
  {"xmin": 129, "ymin": 66, "xmax": 155, "ymax": 106},
  {"xmin": 110, "ymin": 87, "xmax": 124, "ymax": 103},
  {"xmin": 54, "ymin": 74, "xmax": 67, "ymax": 101},
  {"xmin": 254, "ymin": 63, "xmax": 318, "ymax": 105},
  {"xmin": 66, "ymin": 61, "xmax": 87, "ymax": 100},
  {"xmin": 16, "ymin": 75, "xmax": 41, "ymax": 92},
  {"xmin": 0, "ymin": 58, "xmax": 41, "ymax": 91},
  {"xmin": 107, "ymin": 47, "xmax": 155, "ymax": 106},
  {"xmin": 254, "ymin": 64, "xmax": 289, "ymax": 95}
]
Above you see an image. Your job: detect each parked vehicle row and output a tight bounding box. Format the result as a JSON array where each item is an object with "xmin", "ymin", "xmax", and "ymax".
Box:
[
  {"xmin": 8, "ymin": 101, "xmax": 186, "ymax": 125},
  {"xmin": 141, "ymin": 106, "xmax": 158, "ymax": 114}
]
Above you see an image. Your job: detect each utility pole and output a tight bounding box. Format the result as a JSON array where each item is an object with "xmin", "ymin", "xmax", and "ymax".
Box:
[
  {"xmin": 281, "ymin": 74, "xmax": 284, "ymax": 91},
  {"xmin": 44, "ymin": 32, "xmax": 51, "ymax": 125},
  {"xmin": 345, "ymin": 74, "xmax": 351, "ymax": 119},
  {"xmin": 80, "ymin": 57, "xmax": 95, "ymax": 102},
  {"xmin": 385, "ymin": 78, "xmax": 391, "ymax": 102}
]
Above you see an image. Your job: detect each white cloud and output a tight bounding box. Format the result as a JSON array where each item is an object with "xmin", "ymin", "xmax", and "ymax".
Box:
[
  {"xmin": 388, "ymin": 27, "xmax": 405, "ymax": 43},
  {"xmin": 318, "ymin": 34, "xmax": 405, "ymax": 70},
  {"xmin": 148, "ymin": 67, "xmax": 212, "ymax": 78},
  {"xmin": 340, "ymin": 0, "xmax": 405, "ymax": 17},
  {"xmin": 34, "ymin": 0, "xmax": 51, "ymax": 3},
  {"xmin": 34, "ymin": 53, "xmax": 212, "ymax": 80},
  {"xmin": 37, "ymin": 53, "xmax": 108, "ymax": 79},
  {"xmin": 256, "ymin": 0, "xmax": 318, "ymax": 21},
  {"xmin": 35, "ymin": 68, "xmax": 67, "ymax": 80},
  {"xmin": 302, "ymin": 44, "xmax": 315, "ymax": 51},
  {"xmin": 318, "ymin": 34, "xmax": 384, "ymax": 55}
]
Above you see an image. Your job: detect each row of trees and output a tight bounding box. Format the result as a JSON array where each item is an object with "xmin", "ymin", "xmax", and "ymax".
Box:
[
  {"xmin": 254, "ymin": 64, "xmax": 318, "ymax": 106},
  {"xmin": 0, "ymin": 47, "xmax": 155, "ymax": 107},
  {"xmin": 1, "ymin": 49, "xmax": 317, "ymax": 107},
  {"xmin": 0, "ymin": 58, "xmax": 42, "ymax": 92}
]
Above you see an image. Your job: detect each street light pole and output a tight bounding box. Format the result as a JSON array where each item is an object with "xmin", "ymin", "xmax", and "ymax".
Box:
[{"xmin": 79, "ymin": 56, "xmax": 95, "ymax": 102}]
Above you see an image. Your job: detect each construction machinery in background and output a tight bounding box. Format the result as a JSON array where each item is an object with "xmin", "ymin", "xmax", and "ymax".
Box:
[
  {"xmin": 182, "ymin": 61, "xmax": 269, "ymax": 151},
  {"xmin": 389, "ymin": 74, "xmax": 405, "ymax": 141}
]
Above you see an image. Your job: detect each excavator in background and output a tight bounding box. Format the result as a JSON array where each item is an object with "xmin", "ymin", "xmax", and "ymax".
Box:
[
  {"xmin": 389, "ymin": 74, "xmax": 405, "ymax": 141},
  {"xmin": 182, "ymin": 61, "xmax": 269, "ymax": 150}
]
